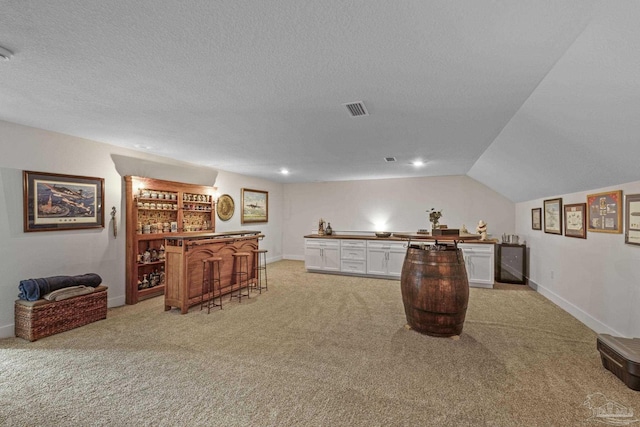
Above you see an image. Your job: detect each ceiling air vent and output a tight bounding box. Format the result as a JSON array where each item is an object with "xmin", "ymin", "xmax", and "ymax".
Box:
[
  {"xmin": 384, "ymin": 157, "xmax": 396, "ymax": 162},
  {"xmin": 343, "ymin": 101, "xmax": 369, "ymax": 117}
]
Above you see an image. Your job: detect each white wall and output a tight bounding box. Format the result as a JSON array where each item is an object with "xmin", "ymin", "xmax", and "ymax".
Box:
[
  {"xmin": 516, "ymin": 181, "xmax": 640, "ymax": 338},
  {"xmin": 0, "ymin": 120, "xmax": 283, "ymax": 338},
  {"xmin": 282, "ymin": 175, "xmax": 515, "ymax": 259},
  {"xmin": 212, "ymin": 170, "xmax": 283, "ymax": 263}
]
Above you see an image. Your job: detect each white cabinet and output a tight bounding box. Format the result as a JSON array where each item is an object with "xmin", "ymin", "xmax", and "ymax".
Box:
[
  {"xmin": 304, "ymin": 239, "xmax": 340, "ymax": 272},
  {"xmin": 340, "ymin": 240, "xmax": 367, "ymax": 274},
  {"xmin": 366, "ymin": 241, "xmax": 407, "ymax": 278},
  {"xmin": 458, "ymin": 243, "xmax": 495, "ymax": 288}
]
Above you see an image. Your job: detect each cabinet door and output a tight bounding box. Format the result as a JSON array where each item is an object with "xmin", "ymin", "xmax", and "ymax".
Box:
[
  {"xmin": 459, "ymin": 244, "xmax": 494, "ymax": 287},
  {"xmin": 322, "ymin": 244, "xmax": 341, "ymax": 271},
  {"xmin": 387, "ymin": 245, "xmax": 407, "ymax": 277},
  {"xmin": 367, "ymin": 243, "xmax": 388, "ymax": 275},
  {"xmin": 304, "ymin": 241, "xmax": 324, "ymax": 270}
]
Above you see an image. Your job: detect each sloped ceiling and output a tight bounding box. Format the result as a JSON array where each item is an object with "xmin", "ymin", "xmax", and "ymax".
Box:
[{"xmin": 1, "ymin": 1, "xmax": 637, "ymax": 202}]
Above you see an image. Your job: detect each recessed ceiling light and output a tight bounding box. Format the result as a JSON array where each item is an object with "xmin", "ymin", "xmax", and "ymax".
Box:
[
  {"xmin": 133, "ymin": 144, "xmax": 153, "ymax": 150},
  {"xmin": 412, "ymin": 160, "xmax": 424, "ymax": 167},
  {"xmin": 0, "ymin": 45, "xmax": 14, "ymax": 60},
  {"xmin": 280, "ymin": 168, "xmax": 289, "ymax": 175}
]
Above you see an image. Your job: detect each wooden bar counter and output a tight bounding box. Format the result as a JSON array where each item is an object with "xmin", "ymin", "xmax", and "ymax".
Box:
[{"xmin": 164, "ymin": 230, "xmax": 263, "ymax": 314}]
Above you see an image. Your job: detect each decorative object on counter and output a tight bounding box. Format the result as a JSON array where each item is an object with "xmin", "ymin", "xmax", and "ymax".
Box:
[
  {"xmin": 375, "ymin": 231, "xmax": 391, "ymax": 238},
  {"xmin": 476, "ymin": 220, "xmax": 487, "ymax": 240},
  {"xmin": 23, "ymin": 170, "xmax": 105, "ymax": 232},
  {"xmin": 216, "ymin": 194, "xmax": 235, "ymax": 221},
  {"xmin": 427, "ymin": 208, "xmax": 443, "ymax": 230},
  {"xmin": 432, "ymin": 227, "xmax": 459, "ymax": 236},
  {"xmin": 318, "ymin": 218, "xmax": 326, "ymax": 235},
  {"xmin": 325, "ymin": 222, "xmax": 333, "ymax": 235},
  {"xmin": 241, "ymin": 188, "xmax": 268, "ymax": 224},
  {"xmin": 417, "ymin": 229, "xmax": 429, "ymax": 235},
  {"xmin": 501, "ymin": 234, "xmax": 519, "ymax": 244},
  {"xmin": 587, "ymin": 190, "xmax": 622, "ymax": 234},
  {"xmin": 460, "ymin": 224, "xmax": 468, "ymax": 234}
]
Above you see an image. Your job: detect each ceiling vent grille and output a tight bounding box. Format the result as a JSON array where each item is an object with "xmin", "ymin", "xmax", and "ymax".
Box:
[
  {"xmin": 384, "ymin": 157, "xmax": 396, "ymax": 162},
  {"xmin": 344, "ymin": 101, "xmax": 369, "ymax": 117}
]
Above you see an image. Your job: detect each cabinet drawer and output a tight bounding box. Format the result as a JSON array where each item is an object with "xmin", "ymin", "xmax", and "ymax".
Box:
[
  {"xmin": 367, "ymin": 241, "xmax": 405, "ymax": 250},
  {"xmin": 458, "ymin": 243, "xmax": 494, "ymax": 254},
  {"xmin": 341, "ymin": 240, "xmax": 366, "ymax": 248},
  {"xmin": 341, "ymin": 260, "xmax": 366, "ymax": 274},
  {"xmin": 305, "ymin": 238, "xmax": 340, "ymax": 247},
  {"xmin": 341, "ymin": 247, "xmax": 366, "ymax": 260}
]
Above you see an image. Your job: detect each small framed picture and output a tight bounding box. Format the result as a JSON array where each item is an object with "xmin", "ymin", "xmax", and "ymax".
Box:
[
  {"xmin": 587, "ymin": 190, "xmax": 622, "ymax": 234},
  {"xmin": 23, "ymin": 170, "xmax": 105, "ymax": 232},
  {"xmin": 625, "ymin": 193, "xmax": 640, "ymax": 246},
  {"xmin": 531, "ymin": 208, "xmax": 542, "ymax": 230},
  {"xmin": 564, "ymin": 203, "xmax": 586, "ymax": 239},
  {"xmin": 544, "ymin": 198, "xmax": 563, "ymax": 235}
]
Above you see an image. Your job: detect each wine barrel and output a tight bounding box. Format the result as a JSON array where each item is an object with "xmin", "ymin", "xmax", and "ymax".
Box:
[{"xmin": 400, "ymin": 246, "xmax": 469, "ymax": 337}]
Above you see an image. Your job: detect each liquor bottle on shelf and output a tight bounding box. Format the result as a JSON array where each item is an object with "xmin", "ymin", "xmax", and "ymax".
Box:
[
  {"xmin": 141, "ymin": 274, "xmax": 149, "ymax": 289},
  {"xmin": 143, "ymin": 248, "xmax": 151, "ymax": 264}
]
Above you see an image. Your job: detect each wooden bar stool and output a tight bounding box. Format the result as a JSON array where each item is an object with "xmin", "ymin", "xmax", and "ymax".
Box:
[
  {"xmin": 201, "ymin": 256, "xmax": 223, "ymax": 313},
  {"xmin": 251, "ymin": 249, "xmax": 268, "ymax": 294},
  {"xmin": 229, "ymin": 252, "xmax": 250, "ymax": 302}
]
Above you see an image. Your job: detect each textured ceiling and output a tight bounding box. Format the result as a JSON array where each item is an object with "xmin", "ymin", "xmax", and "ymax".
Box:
[{"xmin": 1, "ymin": 1, "xmax": 638, "ymax": 202}]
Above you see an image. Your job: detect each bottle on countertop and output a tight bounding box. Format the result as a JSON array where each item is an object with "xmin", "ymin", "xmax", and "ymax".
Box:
[{"xmin": 326, "ymin": 222, "xmax": 333, "ymax": 235}]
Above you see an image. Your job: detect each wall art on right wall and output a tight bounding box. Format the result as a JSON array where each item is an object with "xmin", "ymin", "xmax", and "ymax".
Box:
[
  {"xmin": 564, "ymin": 203, "xmax": 587, "ymax": 239},
  {"xmin": 544, "ymin": 198, "xmax": 563, "ymax": 235},
  {"xmin": 625, "ymin": 193, "xmax": 640, "ymax": 245},
  {"xmin": 587, "ymin": 190, "xmax": 622, "ymax": 234}
]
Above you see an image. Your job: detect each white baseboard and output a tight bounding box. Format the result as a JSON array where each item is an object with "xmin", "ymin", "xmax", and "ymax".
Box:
[
  {"xmin": 282, "ymin": 254, "xmax": 305, "ymax": 261},
  {"xmin": 529, "ymin": 279, "xmax": 624, "ymax": 337},
  {"xmin": 0, "ymin": 323, "xmax": 14, "ymax": 339}
]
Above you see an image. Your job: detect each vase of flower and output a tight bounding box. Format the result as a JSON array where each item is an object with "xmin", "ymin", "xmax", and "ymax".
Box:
[{"xmin": 428, "ymin": 208, "xmax": 442, "ymax": 231}]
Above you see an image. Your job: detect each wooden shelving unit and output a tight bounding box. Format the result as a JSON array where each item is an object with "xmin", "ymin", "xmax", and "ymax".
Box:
[{"xmin": 124, "ymin": 176, "xmax": 216, "ymax": 304}]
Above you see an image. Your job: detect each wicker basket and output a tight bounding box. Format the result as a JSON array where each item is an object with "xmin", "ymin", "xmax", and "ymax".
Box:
[{"xmin": 14, "ymin": 286, "xmax": 108, "ymax": 341}]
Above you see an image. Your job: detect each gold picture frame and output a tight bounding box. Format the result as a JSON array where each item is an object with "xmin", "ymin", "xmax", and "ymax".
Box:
[
  {"xmin": 587, "ymin": 190, "xmax": 622, "ymax": 234},
  {"xmin": 241, "ymin": 188, "xmax": 268, "ymax": 224}
]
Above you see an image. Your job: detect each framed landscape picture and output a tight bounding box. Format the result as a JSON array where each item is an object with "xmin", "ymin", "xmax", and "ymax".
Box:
[
  {"xmin": 543, "ymin": 198, "xmax": 563, "ymax": 235},
  {"xmin": 531, "ymin": 208, "xmax": 542, "ymax": 230},
  {"xmin": 23, "ymin": 170, "xmax": 104, "ymax": 232},
  {"xmin": 625, "ymin": 193, "xmax": 640, "ymax": 246},
  {"xmin": 564, "ymin": 203, "xmax": 586, "ymax": 239},
  {"xmin": 241, "ymin": 188, "xmax": 268, "ymax": 224},
  {"xmin": 587, "ymin": 190, "xmax": 622, "ymax": 234}
]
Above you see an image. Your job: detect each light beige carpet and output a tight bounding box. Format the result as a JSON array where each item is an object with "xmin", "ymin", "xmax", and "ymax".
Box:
[{"xmin": 0, "ymin": 260, "xmax": 636, "ymax": 426}]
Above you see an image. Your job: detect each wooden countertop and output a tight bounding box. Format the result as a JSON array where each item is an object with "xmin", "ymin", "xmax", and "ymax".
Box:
[
  {"xmin": 304, "ymin": 233, "xmax": 497, "ymax": 244},
  {"xmin": 166, "ymin": 230, "xmax": 262, "ymax": 241}
]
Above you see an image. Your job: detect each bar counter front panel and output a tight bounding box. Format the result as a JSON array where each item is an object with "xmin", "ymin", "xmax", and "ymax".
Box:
[{"xmin": 164, "ymin": 231, "xmax": 263, "ymax": 314}]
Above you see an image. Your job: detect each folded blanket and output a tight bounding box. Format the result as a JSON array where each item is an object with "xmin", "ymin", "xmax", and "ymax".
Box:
[
  {"xmin": 43, "ymin": 285, "xmax": 95, "ymax": 301},
  {"xmin": 18, "ymin": 273, "xmax": 102, "ymax": 301}
]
